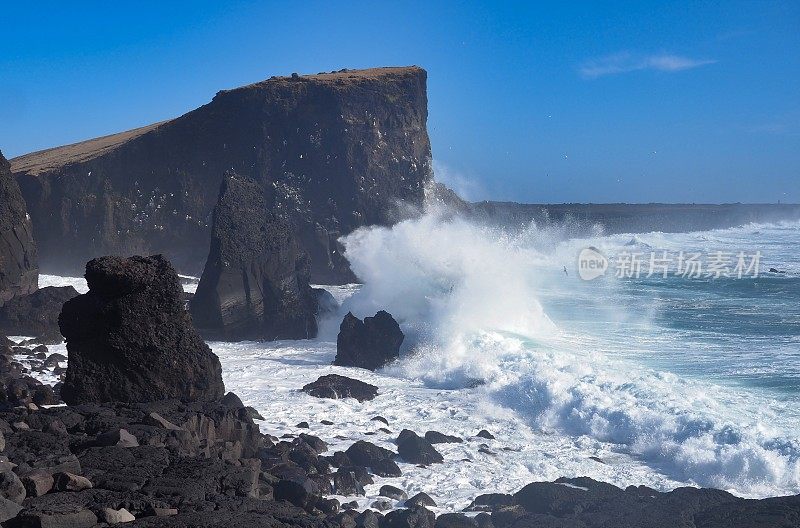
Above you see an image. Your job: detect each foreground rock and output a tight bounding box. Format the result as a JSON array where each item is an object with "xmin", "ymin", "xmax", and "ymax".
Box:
[
  {"xmin": 12, "ymin": 67, "xmax": 433, "ymax": 283},
  {"xmin": 302, "ymin": 374, "xmax": 378, "ymax": 402},
  {"xmin": 334, "ymin": 311, "xmax": 404, "ymax": 370},
  {"xmin": 0, "ymin": 150, "xmax": 38, "ymax": 306},
  {"xmin": 469, "ymin": 476, "xmax": 800, "ymax": 528},
  {"xmin": 59, "ymin": 255, "xmax": 225, "ymax": 404},
  {"xmin": 0, "ymin": 286, "xmax": 79, "ymax": 342},
  {"xmin": 190, "ymin": 173, "xmax": 319, "ymax": 341},
  {"xmin": 396, "ymin": 430, "xmax": 443, "ymax": 465}
]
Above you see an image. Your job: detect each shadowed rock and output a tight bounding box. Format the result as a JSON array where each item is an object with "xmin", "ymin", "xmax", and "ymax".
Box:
[
  {"xmin": 59, "ymin": 255, "xmax": 224, "ymax": 404},
  {"xmin": 302, "ymin": 374, "xmax": 378, "ymax": 402},
  {"xmin": 0, "ymin": 150, "xmax": 38, "ymax": 306},
  {"xmin": 0, "ymin": 286, "xmax": 79, "ymax": 342},
  {"xmin": 334, "ymin": 311, "xmax": 403, "ymax": 370},
  {"xmin": 190, "ymin": 173, "xmax": 318, "ymax": 341}
]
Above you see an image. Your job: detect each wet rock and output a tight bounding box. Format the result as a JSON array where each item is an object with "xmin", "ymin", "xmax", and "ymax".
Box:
[
  {"xmin": 334, "ymin": 312, "xmax": 404, "ymax": 370},
  {"xmin": 406, "ymin": 492, "xmax": 437, "ymax": 508},
  {"xmin": 345, "ymin": 441, "xmax": 396, "ymax": 469},
  {"xmin": 371, "ymin": 499, "xmax": 393, "ymax": 511},
  {"xmin": 382, "ymin": 505, "xmax": 435, "ymax": 528},
  {"xmin": 356, "ymin": 509, "xmax": 382, "ymax": 528},
  {"xmin": 396, "ymin": 430, "xmax": 443, "ymax": 465},
  {"xmin": 371, "ymin": 458, "xmax": 402, "ymax": 477},
  {"xmin": 302, "ymin": 374, "xmax": 379, "ymax": 402},
  {"xmin": 191, "ymin": 172, "xmax": 319, "ymax": 341},
  {"xmin": 296, "ymin": 422, "xmax": 310, "ymax": 429},
  {"xmin": 0, "ymin": 150, "xmax": 38, "ymax": 307},
  {"xmin": 333, "ymin": 468, "xmax": 365, "ymax": 496},
  {"xmin": 466, "ymin": 493, "xmax": 514, "ymax": 512},
  {"xmin": 379, "ymin": 485, "xmax": 407, "ymax": 501},
  {"xmin": 371, "ymin": 416, "xmax": 389, "ymax": 425},
  {"xmin": 424, "ymin": 431, "xmax": 463, "ymax": 444},
  {"xmin": 0, "ymin": 286, "xmax": 78, "ymax": 341},
  {"xmin": 435, "ymin": 514, "xmax": 479, "ymax": 528},
  {"xmin": 474, "ymin": 513, "xmax": 493, "ymax": 528},
  {"xmin": 59, "ymin": 255, "xmax": 225, "ymax": 404},
  {"xmin": 475, "ymin": 430, "xmax": 495, "ymax": 440}
]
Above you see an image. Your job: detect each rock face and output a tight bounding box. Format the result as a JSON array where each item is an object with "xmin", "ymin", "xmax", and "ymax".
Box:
[
  {"xmin": 190, "ymin": 173, "xmax": 318, "ymax": 341},
  {"xmin": 58, "ymin": 255, "xmax": 225, "ymax": 404},
  {"xmin": 0, "ymin": 150, "xmax": 38, "ymax": 306},
  {"xmin": 12, "ymin": 67, "xmax": 433, "ymax": 283},
  {"xmin": 0, "ymin": 286, "xmax": 79, "ymax": 341},
  {"xmin": 334, "ymin": 311, "xmax": 404, "ymax": 370}
]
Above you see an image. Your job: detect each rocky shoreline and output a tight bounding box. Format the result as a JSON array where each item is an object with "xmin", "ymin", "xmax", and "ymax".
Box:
[{"xmin": 0, "ymin": 255, "xmax": 796, "ymax": 527}]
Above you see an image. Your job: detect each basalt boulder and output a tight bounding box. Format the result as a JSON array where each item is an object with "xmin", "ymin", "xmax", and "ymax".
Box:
[
  {"xmin": 190, "ymin": 173, "xmax": 318, "ymax": 341},
  {"xmin": 302, "ymin": 374, "xmax": 378, "ymax": 402},
  {"xmin": 0, "ymin": 150, "xmax": 38, "ymax": 306},
  {"xmin": 0, "ymin": 286, "xmax": 79, "ymax": 342},
  {"xmin": 334, "ymin": 311, "xmax": 403, "ymax": 370},
  {"xmin": 58, "ymin": 255, "xmax": 225, "ymax": 404}
]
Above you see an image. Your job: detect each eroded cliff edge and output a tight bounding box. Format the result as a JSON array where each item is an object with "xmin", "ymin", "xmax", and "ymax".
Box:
[
  {"xmin": 0, "ymin": 150, "xmax": 38, "ymax": 305},
  {"xmin": 11, "ymin": 67, "xmax": 433, "ymax": 283}
]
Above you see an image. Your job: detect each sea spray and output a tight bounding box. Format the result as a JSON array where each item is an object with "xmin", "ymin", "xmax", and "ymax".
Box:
[{"xmin": 331, "ymin": 212, "xmax": 800, "ymax": 497}]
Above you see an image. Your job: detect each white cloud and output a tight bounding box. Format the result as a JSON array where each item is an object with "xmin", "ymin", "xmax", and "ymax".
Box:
[{"xmin": 579, "ymin": 52, "xmax": 716, "ymax": 78}]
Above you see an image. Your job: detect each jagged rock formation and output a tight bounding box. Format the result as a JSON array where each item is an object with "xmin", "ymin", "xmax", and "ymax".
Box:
[
  {"xmin": 58, "ymin": 255, "xmax": 224, "ymax": 404},
  {"xmin": 12, "ymin": 67, "xmax": 433, "ymax": 283},
  {"xmin": 0, "ymin": 150, "xmax": 38, "ymax": 306},
  {"xmin": 0, "ymin": 286, "xmax": 79, "ymax": 342},
  {"xmin": 334, "ymin": 311, "xmax": 404, "ymax": 370},
  {"xmin": 190, "ymin": 173, "xmax": 318, "ymax": 341}
]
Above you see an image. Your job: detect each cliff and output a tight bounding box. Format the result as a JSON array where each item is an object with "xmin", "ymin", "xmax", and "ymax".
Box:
[
  {"xmin": 11, "ymin": 66, "xmax": 433, "ymax": 283},
  {"xmin": 0, "ymin": 150, "xmax": 38, "ymax": 305}
]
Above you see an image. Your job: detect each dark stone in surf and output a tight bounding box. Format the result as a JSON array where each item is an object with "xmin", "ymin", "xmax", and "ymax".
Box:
[{"xmin": 335, "ymin": 311, "xmax": 403, "ymax": 370}]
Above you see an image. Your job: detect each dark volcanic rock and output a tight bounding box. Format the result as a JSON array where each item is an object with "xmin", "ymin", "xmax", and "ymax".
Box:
[
  {"xmin": 302, "ymin": 374, "xmax": 379, "ymax": 402},
  {"xmin": 344, "ymin": 441, "xmax": 396, "ymax": 469},
  {"xmin": 382, "ymin": 505, "xmax": 435, "ymax": 528},
  {"xmin": 0, "ymin": 286, "xmax": 79, "ymax": 341},
  {"xmin": 424, "ymin": 431, "xmax": 462, "ymax": 444},
  {"xmin": 499, "ymin": 476, "xmax": 800, "ymax": 528},
  {"xmin": 0, "ymin": 150, "xmax": 38, "ymax": 306},
  {"xmin": 396, "ymin": 430, "xmax": 443, "ymax": 465},
  {"xmin": 12, "ymin": 67, "xmax": 433, "ymax": 284},
  {"xmin": 190, "ymin": 172, "xmax": 318, "ymax": 341},
  {"xmin": 334, "ymin": 311, "xmax": 404, "ymax": 370},
  {"xmin": 406, "ymin": 492, "xmax": 436, "ymax": 508},
  {"xmin": 58, "ymin": 255, "xmax": 225, "ymax": 404}
]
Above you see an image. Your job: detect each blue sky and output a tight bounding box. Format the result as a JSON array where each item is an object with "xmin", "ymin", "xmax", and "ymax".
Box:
[{"xmin": 1, "ymin": 1, "xmax": 797, "ymax": 203}]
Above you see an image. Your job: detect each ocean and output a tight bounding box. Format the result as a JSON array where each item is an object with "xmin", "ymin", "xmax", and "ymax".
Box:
[{"xmin": 38, "ymin": 215, "xmax": 800, "ymax": 511}]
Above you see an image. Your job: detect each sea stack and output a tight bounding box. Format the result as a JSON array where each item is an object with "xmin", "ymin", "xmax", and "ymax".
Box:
[
  {"xmin": 190, "ymin": 172, "xmax": 319, "ymax": 341},
  {"xmin": 11, "ymin": 67, "xmax": 433, "ymax": 283},
  {"xmin": 59, "ymin": 255, "xmax": 225, "ymax": 404},
  {"xmin": 0, "ymin": 149, "xmax": 38, "ymax": 306},
  {"xmin": 334, "ymin": 311, "xmax": 404, "ymax": 370}
]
